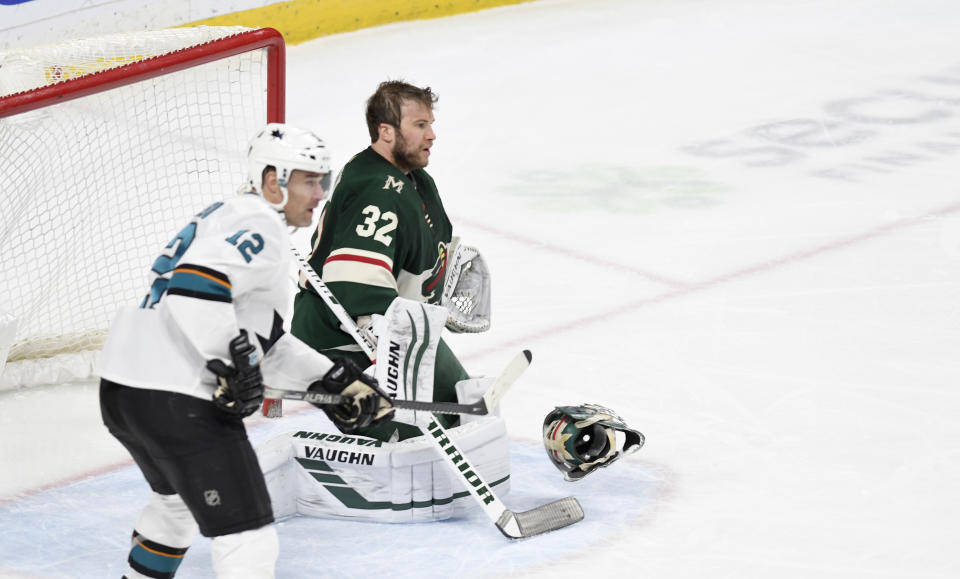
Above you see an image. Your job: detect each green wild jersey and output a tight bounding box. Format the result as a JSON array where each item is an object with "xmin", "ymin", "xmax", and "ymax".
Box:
[{"xmin": 292, "ymin": 147, "xmax": 454, "ymax": 353}]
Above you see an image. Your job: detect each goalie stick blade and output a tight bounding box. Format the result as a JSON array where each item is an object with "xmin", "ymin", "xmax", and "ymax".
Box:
[{"xmin": 495, "ymin": 496, "xmax": 584, "ymax": 539}]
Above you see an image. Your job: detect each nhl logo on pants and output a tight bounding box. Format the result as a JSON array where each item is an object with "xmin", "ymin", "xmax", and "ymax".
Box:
[{"xmin": 204, "ymin": 489, "xmax": 222, "ymax": 507}]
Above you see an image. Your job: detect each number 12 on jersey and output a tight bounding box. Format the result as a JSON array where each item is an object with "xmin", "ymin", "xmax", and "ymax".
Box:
[
  {"xmin": 356, "ymin": 204, "xmax": 397, "ymax": 247},
  {"xmin": 225, "ymin": 229, "xmax": 265, "ymax": 263}
]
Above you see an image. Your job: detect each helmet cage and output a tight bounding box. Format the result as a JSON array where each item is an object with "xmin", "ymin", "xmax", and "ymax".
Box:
[{"xmin": 542, "ymin": 403, "xmax": 644, "ymax": 481}]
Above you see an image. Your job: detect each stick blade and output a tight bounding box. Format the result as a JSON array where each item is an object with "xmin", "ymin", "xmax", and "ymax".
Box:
[{"xmin": 496, "ymin": 496, "xmax": 584, "ymax": 539}]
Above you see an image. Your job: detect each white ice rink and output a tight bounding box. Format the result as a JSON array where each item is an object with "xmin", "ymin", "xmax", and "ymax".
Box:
[{"xmin": 3, "ymin": 0, "xmax": 960, "ymax": 576}]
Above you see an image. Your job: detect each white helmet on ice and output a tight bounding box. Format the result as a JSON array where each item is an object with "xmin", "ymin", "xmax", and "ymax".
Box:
[{"xmin": 246, "ymin": 123, "xmax": 332, "ymax": 209}]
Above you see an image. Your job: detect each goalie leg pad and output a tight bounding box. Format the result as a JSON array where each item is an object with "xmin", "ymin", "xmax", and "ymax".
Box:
[
  {"xmin": 257, "ymin": 434, "xmax": 298, "ymax": 520},
  {"xmin": 454, "ymin": 376, "xmax": 500, "ymax": 424},
  {"xmin": 257, "ymin": 416, "xmax": 510, "ymax": 523}
]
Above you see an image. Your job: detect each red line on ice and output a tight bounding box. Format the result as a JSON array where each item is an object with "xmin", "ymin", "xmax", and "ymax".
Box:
[{"xmin": 460, "ymin": 200, "xmax": 960, "ymax": 361}]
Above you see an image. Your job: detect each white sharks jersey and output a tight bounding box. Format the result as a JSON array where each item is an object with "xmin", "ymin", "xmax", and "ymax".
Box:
[{"xmin": 99, "ymin": 193, "xmax": 333, "ymax": 400}]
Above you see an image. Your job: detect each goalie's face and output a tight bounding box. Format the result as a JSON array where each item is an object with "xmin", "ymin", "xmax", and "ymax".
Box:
[
  {"xmin": 384, "ymin": 100, "xmax": 435, "ymax": 172},
  {"xmin": 264, "ymin": 169, "xmax": 328, "ymax": 227}
]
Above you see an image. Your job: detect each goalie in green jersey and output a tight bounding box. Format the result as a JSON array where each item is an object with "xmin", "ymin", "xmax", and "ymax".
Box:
[{"xmin": 291, "ymin": 80, "xmax": 492, "ymax": 443}]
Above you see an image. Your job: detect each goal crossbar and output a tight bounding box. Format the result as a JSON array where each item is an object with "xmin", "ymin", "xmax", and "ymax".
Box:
[{"xmin": 0, "ymin": 27, "xmax": 285, "ymax": 121}]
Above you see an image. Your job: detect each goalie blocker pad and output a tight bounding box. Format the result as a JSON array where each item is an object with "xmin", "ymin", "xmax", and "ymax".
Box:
[
  {"xmin": 257, "ymin": 413, "xmax": 509, "ymax": 523},
  {"xmin": 373, "ymin": 297, "xmax": 447, "ymax": 429}
]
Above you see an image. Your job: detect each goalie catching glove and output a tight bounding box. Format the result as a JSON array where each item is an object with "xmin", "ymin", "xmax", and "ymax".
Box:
[
  {"xmin": 440, "ymin": 240, "xmax": 491, "ymax": 333},
  {"xmin": 309, "ymin": 358, "xmax": 395, "ymax": 433},
  {"xmin": 206, "ymin": 330, "xmax": 264, "ymax": 418},
  {"xmin": 543, "ymin": 403, "xmax": 645, "ymax": 481}
]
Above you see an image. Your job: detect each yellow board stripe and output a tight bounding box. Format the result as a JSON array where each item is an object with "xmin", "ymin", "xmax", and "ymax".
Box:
[{"xmin": 184, "ymin": 0, "xmax": 536, "ymax": 45}]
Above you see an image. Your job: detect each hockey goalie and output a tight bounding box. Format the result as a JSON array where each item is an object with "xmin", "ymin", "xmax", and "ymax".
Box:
[{"xmin": 254, "ymin": 80, "xmax": 603, "ymax": 532}]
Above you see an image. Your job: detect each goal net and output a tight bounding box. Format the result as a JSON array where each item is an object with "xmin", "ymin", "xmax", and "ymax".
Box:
[{"xmin": 0, "ymin": 26, "xmax": 285, "ymax": 390}]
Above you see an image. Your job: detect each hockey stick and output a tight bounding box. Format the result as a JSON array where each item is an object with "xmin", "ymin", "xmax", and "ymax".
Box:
[
  {"xmin": 291, "ymin": 246, "xmax": 584, "ymax": 538},
  {"xmin": 263, "ymin": 349, "xmax": 531, "ymax": 416}
]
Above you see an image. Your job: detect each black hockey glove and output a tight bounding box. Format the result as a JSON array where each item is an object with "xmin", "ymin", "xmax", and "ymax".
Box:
[
  {"xmin": 206, "ymin": 330, "xmax": 264, "ymax": 418},
  {"xmin": 308, "ymin": 358, "xmax": 395, "ymax": 433}
]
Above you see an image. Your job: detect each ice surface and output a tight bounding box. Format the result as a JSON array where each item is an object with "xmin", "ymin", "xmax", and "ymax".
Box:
[{"xmin": 3, "ymin": 0, "xmax": 960, "ymax": 576}]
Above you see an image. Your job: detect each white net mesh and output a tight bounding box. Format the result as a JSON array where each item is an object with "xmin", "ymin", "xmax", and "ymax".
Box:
[{"xmin": 0, "ymin": 27, "xmax": 275, "ymax": 389}]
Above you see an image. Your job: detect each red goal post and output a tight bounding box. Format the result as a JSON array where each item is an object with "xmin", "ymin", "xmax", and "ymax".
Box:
[
  {"xmin": 0, "ymin": 27, "xmax": 286, "ymax": 390},
  {"xmin": 0, "ymin": 27, "xmax": 285, "ymax": 120}
]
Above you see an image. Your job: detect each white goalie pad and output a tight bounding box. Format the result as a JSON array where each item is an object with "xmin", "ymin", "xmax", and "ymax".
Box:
[
  {"xmin": 257, "ymin": 415, "xmax": 510, "ymax": 523},
  {"xmin": 441, "ymin": 238, "xmax": 491, "ymax": 333},
  {"xmin": 373, "ymin": 297, "xmax": 448, "ymax": 430},
  {"xmin": 455, "ymin": 375, "xmax": 502, "ymax": 424}
]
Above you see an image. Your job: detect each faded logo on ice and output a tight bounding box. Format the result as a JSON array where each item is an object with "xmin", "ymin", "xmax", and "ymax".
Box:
[
  {"xmin": 684, "ymin": 63, "xmax": 960, "ymax": 182},
  {"xmin": 506, "ymin": 165, "xmax": 728, "ymax": 214}
]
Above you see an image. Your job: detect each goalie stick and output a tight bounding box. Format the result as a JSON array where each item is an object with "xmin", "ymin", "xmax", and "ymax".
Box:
[
  {"xmin": 264, "ymin": 349, "xmax": 531, "ymax": 416},
  {"xmin": 291, "ymin": 245, "xmax": 584, "ymax": 539}
]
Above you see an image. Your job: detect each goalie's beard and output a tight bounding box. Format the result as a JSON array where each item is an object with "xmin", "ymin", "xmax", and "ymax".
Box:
[{"xmin": 392, "ymin": 130, "xmax": 429, "ymax": 171}]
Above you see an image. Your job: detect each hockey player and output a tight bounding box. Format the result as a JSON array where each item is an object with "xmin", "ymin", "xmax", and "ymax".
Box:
[
  {"xmin": 290, "ymin": 80, "xmax": 491, "ymax": 442},
  {"xmin": 98, "ymin": 124, "xmax": 394, "ymax": 579},
  {"xmin": 258, "ymin": 81, "xmax": 503, "ymax": 523}
]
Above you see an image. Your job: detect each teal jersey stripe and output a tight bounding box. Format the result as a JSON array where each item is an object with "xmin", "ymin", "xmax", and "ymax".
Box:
[
  {"xmin": 167, "ymin": 269, "xmax": 232, "ymax": 301},
  {"xmin": 129, "ymin": 541, "xmax": 185, "ymax": 577}
]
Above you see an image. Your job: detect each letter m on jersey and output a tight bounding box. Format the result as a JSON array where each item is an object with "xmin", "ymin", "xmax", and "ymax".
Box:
[{"xmin": 383, "ymin": 176, "xmax": 403, "ymax": 193}]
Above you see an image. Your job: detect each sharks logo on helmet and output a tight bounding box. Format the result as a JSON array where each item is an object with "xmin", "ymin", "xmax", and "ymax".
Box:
[{"xmin": 247, "ymin": 123, "xmax": 332, "ymax": 209}]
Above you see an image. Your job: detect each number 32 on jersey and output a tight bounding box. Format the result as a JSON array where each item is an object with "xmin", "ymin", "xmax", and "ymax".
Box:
[{"xmin": 356, "ymin": 204, "xmax": 397, "ymax": 247}]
